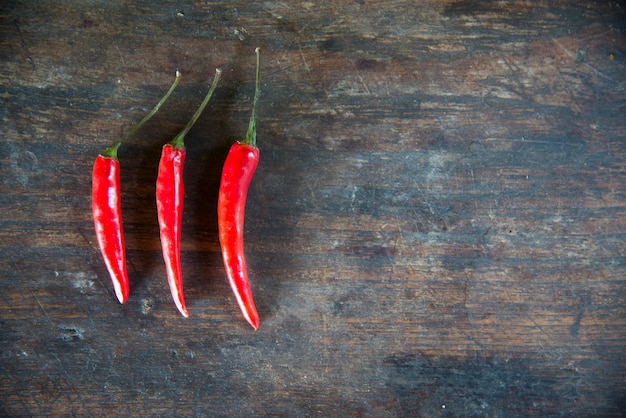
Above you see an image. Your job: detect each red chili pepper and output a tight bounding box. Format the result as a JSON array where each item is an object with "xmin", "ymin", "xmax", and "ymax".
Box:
[
  {"xmin": 93, "ymin": 72, "xmax": 180, "ymax": 304},
  {"xmin": 157, "ymin": 69, "xmax": 222, "ymax": 317},
  {"xmin": 218, "ymin": 48, "xmax": 262, "ymax": 329}
]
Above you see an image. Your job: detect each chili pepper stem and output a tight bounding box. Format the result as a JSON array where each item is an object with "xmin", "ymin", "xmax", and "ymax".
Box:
[
  {"xmin": 169, "ymin": 68, "xmax": 222, "ymax": 150},
  {"xmin": 101, "ymin": 71, "xmax": 181, "ymax": 159},
  {"xmin": 241, "ymin": 47, "xmax": 261, "ymax": 148}
]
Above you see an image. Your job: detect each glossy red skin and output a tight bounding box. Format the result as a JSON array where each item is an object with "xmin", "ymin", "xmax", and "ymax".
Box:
[
  {"xmin": 92, "ymin": 155, "xmax": 130, "ymax": 304},
  {"xmin": 218, "ymin": 142, "xmax": 260, "ymax": 329},
  {"xmin": 156, "ymin": 144, "xmax": 189, "ymax": 317}
]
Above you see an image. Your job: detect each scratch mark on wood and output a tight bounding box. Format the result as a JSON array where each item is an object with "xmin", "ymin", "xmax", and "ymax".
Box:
[
  {"xmin": 13, "ymin": 20, "xmax": 35, "ymax": 70},
  {"xmin": 351, "ymin": 59, "xmax": 371, "ymax": 96},
  {"xmin": 76, "ymin": 226, "xmax": 120, "ymax": 301},
  {"xmin": 465, "ymin": 332, "xmax": 493, "ymax": 354},
  {"xmin": 298, "ymin": 46, "xmax": 312, "ymax": 77},
  {"xmin": 552, "ymin": 37, "xmax": 615, "ymax": 82},
  {"xmin": 483, "ymin": 137, "xmax": 584, "ymax": 147},
  {"xmin": 32, "ymin": 290, "xmax": 51, "ymax": 323},
  {"xmin": 525, "ymin": 311, "xmax": 557, "ymax": 348}
]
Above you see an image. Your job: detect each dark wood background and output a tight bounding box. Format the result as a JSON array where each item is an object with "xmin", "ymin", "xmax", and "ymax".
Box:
[{"xmin": 1, "ymin": 1, "xmax": 625, "ymax": 415}]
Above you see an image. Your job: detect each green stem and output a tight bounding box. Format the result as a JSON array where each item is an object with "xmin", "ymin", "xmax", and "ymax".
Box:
[
  {"xmin": 101, "ymin": 71, "xmax": 181, "ymax": 159},
  {"xmin": 169, "ymin": 68, "xmax": 222, "ymax": 149},
  {"xmin": 241, "ymin": 47, "xmax": 261, "ymax": 147}
]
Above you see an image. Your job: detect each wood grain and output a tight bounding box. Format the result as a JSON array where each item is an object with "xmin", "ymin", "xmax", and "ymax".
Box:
[{"xmin": 1, "ymin": 0, "xmax": 625, "ymax": 415}]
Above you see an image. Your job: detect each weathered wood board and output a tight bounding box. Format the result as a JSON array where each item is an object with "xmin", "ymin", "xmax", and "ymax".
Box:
[{"xmin": 1, "ymin": 1, "xmax": 625, "ymax": 415}]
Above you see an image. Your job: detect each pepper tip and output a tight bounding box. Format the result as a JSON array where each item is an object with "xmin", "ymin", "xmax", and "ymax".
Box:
[
  {"xmin": 175, "ymin": 303, "xmax": 189, "ymax": 318},
  {"xmin": 116, "ymin": 292, "xmax": 128, "ymax": 304},
  {"xmin": 247, "ymin": 315, "xmax": 260, "ymax": 330}
]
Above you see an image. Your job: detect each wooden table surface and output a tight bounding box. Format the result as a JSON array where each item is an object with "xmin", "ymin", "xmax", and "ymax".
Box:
[{"xmin": 2, "ymin": 1, "xmax": 625, "ymax": 416}]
